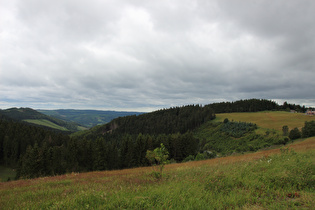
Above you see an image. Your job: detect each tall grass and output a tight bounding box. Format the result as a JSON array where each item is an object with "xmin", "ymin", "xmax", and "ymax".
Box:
[{"xmin": 1, "ymin": 138, "xmax": 314, "ymax": 209}]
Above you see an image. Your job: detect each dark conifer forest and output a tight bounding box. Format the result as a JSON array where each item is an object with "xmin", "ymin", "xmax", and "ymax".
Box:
[{"xmin": 0, "ymin": 99, "xmax": 313, "ymax": 179}]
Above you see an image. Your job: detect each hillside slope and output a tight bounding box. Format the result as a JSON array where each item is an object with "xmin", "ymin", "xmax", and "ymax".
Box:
[
  {"xmin": 0, "ymin": 108, "xmax": 85, "ymax": 132},
  {"xmin": 195, "ymin": 111, "xmax": 315, "ymax": 156},
  {"xmin": 0, "ymin": 137, "xmax": 314, "ymax": 209}
]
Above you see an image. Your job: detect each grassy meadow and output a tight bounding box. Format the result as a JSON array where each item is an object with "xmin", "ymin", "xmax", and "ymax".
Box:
[
  {"xmin": 215, "ymin": 111, "xmax": 313, "ymax": 131},
  {"xmin": 0, "ymin": 137, "xmax": 314, "ymax": 209},
  {"xmin": 23, "ymin": 119, "xmax": 69, "ymax": 131}
]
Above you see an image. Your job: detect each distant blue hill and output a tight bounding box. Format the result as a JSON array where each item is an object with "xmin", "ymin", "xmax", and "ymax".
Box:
[{"xmin": 37, "ymin": 109, "xmax": 145, "ymax": 128}]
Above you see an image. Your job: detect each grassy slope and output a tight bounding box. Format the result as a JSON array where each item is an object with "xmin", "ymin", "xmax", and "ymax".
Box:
[
  {"xmin": 0, "ymin": 108, "xmax": 85, "ymax": 132},
  {"xmin": 0, "ymin": 137, "xmax": 314, "ymax": 209},
  {"xmin": 23, "ymin": 119, "xmax": 69, "ymax": 131},
  {"xmin": 215, "ymin": 111, "xmax": 313, "ymax": 131}
]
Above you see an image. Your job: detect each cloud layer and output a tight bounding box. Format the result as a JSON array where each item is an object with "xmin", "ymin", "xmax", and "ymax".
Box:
[{"xmin": 1, "ymin": 0, "xmax": 315, "ymax": 111}]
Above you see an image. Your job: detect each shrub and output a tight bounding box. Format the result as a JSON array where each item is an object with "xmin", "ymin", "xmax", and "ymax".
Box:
[
  {"xmin": 183, "ymin": 155, "xmax": 195, "ymax": 162},
  {"xmin": 289, "ymin": 127, "xmax": 301, "ymax": 140},
  {"xmin": 146, "ymin": 143, "xmax": 169, "ymax": 179},
  {"xmin": 282, "ymin": 125, "xmax": 289, "ymax": 136},
  {"xmin": 302, "ymin": 121, "xmax": 315, "ymax": 138},
  {"xmin": 194, "ymin": 153, "xmax": 205, "ymax": 161},
  {"xmin": 220, "ymin": 121, "xmax": 257, "ymax": 138}
]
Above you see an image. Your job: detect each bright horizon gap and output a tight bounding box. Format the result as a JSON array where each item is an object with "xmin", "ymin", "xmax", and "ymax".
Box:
[{"xmin": 1, "ymin": 98, "xmax": 314, "ymax": 113}]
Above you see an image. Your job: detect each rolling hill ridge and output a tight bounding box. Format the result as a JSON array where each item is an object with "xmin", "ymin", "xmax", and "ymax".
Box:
[
  {"xmin": 0, "ymin": 107, "xmax": 85, "ymax": 132},
  {"xmin": 38, "ymin": 109, "xmax": 145, "ymax": 128}
]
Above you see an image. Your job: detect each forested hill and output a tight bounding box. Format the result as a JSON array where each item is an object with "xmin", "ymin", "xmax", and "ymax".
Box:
[
  {"xmin": 0, "ymin": 107, "xmax": 47, "ymax": 120},
  {"xmin": 0, "ymin": 108, "xmax": 84, "ymax": 133},
  {"xmin": 102, "ymin": 105, "xmax": 215, "ymax": 135},
  {"xmin": 205, "ymin": 98, "xmax": 307, "ymax": 113},
  {"xmin": 79, "ymin": 99, "xmax": 304, "ymax": 139},
  {"xmin": 0, "ymin": 117, "xmax": 70, "ymax": 168}
]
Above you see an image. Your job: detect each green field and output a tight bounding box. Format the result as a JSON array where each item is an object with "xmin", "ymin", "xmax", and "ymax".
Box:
[
  {"xmin": 23, "ymin": 119, "xmax": 69, "ymax": 131},
  {"xmin": 215, "ymin": 111, "xmax": 314, "ymax": 131},
  {"xmin": 0, "ymin": 137, "xmax": 314, "ymax": 209}
]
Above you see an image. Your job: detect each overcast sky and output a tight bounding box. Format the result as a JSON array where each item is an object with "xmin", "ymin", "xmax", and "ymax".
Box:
[{"xmin": 1, "ymin": 0, "xmax": 314, "ymax": 111}]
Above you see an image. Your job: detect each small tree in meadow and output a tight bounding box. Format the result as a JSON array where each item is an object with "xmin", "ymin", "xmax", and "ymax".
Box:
[
  {"xmin": 282, "ymin": 125, "xmax": 289, "ymax": 136},
  {"xmin": 223, "ymin": 118, "xmax": 229, "ymax": 124},
  {"xmin": 146, "ymin": 143, "xmax": 169, "ymax": 179}
]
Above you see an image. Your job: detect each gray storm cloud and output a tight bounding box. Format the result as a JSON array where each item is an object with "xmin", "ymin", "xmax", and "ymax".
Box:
[{"xmin": 1, "ymin": 0, "xmax": 314, "ymax": 111}]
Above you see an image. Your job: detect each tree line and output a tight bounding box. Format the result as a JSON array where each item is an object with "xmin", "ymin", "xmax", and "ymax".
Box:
[
  {"xmin": 103, "ymin": 104, "xmax": 215, "ymax": 135},
  {"xmin": 205, "ymin": 99, "xmax": 308, "ymax": 113},
  {"xmin": 0, "ymin": 116, "xmax": 69, "ymax": 168},
  {"xmin": 16, "ymin": 132, "xmax": 198, "ymax": 179}
]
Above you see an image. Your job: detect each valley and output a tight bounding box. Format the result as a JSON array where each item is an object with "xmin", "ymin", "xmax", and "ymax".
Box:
[{"xmin": 38, "ymin": 109, "xmax": 145, "ymax": 128}]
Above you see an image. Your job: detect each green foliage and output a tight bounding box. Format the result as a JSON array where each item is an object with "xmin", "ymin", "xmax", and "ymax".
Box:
[
  {"xmin": 282, "ymin": 101, "xmax": 307, "ymax": 112},
  {"xmin": 194, "ymin": 153, "xmax": 205, "ymax": 161},
  {"xmin": 289, "ymin": 127, "xmax": 301, "ymax": 140},
  {"xmin": 205, "ymin": 99, "xmax": 280, "ymax": 113},
  {"xmin": 0, "ymin": 118, "xmax": 70, "ymax": 170},
  {"xmin": 182, "ymin": 155, "xmax": 195, "ymax": 162},
  {"xmin": 282, "ymin": 125, "xmax": 289, "ymax": 136},
  {"xmin": 195, "ymin": 121, "xmax": 290, "ymax": 156},
  {"xmin": 206, "ymin": 99, "xmax": 308, "ymax": 113},
  {"xmin": 220, "ymin": 121, "xmax": 257, "ymax": 138},
  {"xmin": 146, "ymin": 143, "xmax": 169, "ymax": 179},
  {"xmin": 203, "ymin": 151, "xmax": 217, "ymax": 159},
  {"xmin": 302, "ymin": 120, "xmax": 315, "ymax": 138},
  {"xmin": 99, "ymin": 104, "xmax": 215, "ymax": 135},
  {"xmin": 182, "ymin": 151, "xmax": 217, "ymax": 163}
]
